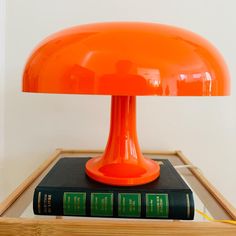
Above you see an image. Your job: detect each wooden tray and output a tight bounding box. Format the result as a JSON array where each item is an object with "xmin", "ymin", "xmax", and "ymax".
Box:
[{"xmin": 0, "ymin": 149, "xmax": 235, "ymax": 235}]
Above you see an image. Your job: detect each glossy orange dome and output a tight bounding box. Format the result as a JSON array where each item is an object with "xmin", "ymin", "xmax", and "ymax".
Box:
[
  {"xmin": 23, "ymin": 22, "xmax": 230, "ymax": 96},
  {"xmin": 22, "ymin": 22, "xmax": 231, "ymax": 186}
]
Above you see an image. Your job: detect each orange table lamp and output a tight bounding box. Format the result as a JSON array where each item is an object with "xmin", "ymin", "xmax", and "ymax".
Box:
[{"xmin": 23, "ymin": 22, "xmax": 230, "ymax": 186}]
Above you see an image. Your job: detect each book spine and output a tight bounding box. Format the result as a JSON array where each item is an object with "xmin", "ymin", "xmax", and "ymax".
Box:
[{"xmin": 33, "ymin": 188, "xmax": 194, "ymax": 219}]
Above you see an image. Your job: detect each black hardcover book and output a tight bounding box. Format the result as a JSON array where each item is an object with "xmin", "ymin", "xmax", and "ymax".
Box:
[{"xmin": 33, "ymin": 158, "xmax": 194, "ymax": 219}]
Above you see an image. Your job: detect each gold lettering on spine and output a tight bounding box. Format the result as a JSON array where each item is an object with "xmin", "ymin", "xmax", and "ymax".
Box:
[
  {"xmin": 38, "ymin": 192, "xmax": 41, "ymax": 214},
  {"xmin": 48, "ymin": 194, "xmax": 52, "ymax": 213},
  {"xmin": 186, "ymin": 194, "xmax": 190, "ymax": 218},
  {"xmin": 43, "ymin": 194, "xmax": 48, "ymax": 213}
]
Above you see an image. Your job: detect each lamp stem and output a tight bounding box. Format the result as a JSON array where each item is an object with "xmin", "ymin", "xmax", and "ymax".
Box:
[{"xmin": 103, "ymin": 95, "xmax": 143, "ymax": 164}]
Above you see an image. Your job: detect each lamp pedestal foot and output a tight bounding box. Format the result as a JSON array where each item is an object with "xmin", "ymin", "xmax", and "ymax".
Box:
[{"xmin": 86, "ymin": 156, "xmax": 160, "ymax": 186}]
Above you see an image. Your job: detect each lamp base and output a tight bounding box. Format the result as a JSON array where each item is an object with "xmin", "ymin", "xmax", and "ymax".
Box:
[{"xmin": 85, "ymin": 157, "xmax": 160, "ymax": 186}]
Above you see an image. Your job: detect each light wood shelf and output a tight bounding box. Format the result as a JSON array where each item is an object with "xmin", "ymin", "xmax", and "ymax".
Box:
[{"xmin": 0, "ymin": 149, "xmax": 235, "ymax": 235}]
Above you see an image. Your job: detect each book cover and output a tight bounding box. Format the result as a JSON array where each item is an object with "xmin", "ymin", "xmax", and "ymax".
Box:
[{"xmin": 33, "ymin": 157, "xmax": 194, "ymax": 219}]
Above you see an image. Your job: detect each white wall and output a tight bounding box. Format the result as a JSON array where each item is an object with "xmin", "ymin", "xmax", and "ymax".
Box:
[
  {"xmin": 0, "ymin": 0, "xmax": 5, "ymax": 162},
  {"xmin": 3, "ymin": 0, "xmax": 236, "ymax": 206}
]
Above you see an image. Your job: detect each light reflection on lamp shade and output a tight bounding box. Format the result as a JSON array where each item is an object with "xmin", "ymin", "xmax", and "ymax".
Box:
[{"xmin": 23, "ymin": 22, "xmax": 230, "ymax": 96}]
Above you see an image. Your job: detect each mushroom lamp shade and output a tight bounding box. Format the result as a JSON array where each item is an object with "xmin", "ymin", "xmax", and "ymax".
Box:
[{"xmin": 23, "ymin": 22, "xmax": 230, "ymax": 186}]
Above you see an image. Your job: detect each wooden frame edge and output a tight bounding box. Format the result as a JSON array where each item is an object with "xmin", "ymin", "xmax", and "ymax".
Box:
[
  {"xmin": 176, "ymin": 150, "xmax": 236, "ymax": 220},
  {"xmin": 60, "ymin": 149, "xmax": 177, "ymax": 155},
  {"xmin": 0, "ymin": 217, "xmax": 235, "ymax": 236}
]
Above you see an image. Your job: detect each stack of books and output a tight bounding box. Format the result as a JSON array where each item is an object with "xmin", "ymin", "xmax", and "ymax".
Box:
[{"xmin": 33, "ymin": 157, "xmax": 194, "ymax": 220}]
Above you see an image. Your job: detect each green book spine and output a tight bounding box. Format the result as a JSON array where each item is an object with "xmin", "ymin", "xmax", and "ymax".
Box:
[{"xmin": 33, "ymin": 189, "xmax": 194, "ymax": 219}]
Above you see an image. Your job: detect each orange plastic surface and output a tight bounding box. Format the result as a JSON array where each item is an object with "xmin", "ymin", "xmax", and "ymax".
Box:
[
  {"xmin": 23, "ymin": 22, "xmax": 230, "ymax": 96},
  {"xmin": 22, "ymin": 22, "xmax": 230, "ymax": 186},
  {"xmin": 86, "ymin": 96, "xmax": 160, "ymax": 186}
]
